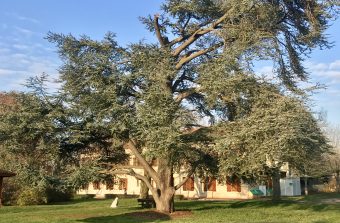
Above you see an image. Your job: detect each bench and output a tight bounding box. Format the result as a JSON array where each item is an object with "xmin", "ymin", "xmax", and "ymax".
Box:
[{"xmin": 137, "ymin": 198, "xmax": 156, "ymax": 208}]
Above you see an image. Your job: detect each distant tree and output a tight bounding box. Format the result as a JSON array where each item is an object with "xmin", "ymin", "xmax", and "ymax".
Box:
[
  {"xmin": 324, "ymin": 125, "xmax": 340, "ymax": 192},
  {"xmin": 46, "ymin": 0, "xmax": 338, "ymax": 212}
]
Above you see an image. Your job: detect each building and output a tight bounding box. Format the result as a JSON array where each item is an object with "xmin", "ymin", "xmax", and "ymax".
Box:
[{"xmin": 78, "ymin": 155, "xmax": 301, "ymax": 199}]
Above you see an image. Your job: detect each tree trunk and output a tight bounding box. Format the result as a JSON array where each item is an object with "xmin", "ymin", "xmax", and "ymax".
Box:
[
  {"xmin": 272, "ymin": 169, "xmax": 281, "ymax": 201},
  {"xmin": 336, "ymin": 172, "xmax": 340, "ymax": 193},
  {"xmin": 304, "ymin": 177, "xmax": 308, "ymax": 196},
  {"xmin": 0, "ymin": 177, "xmax": 3, "ymax": 207},
  {"xmin": 152, "ymin": 158, "xmax": 175, "ymax": 213},
  {"xmin": 155, "ymin": 188, "xmax": 175, "ymax": 213},
  {"xmin": 140, "ymin": 172, "xmax": 150, "ymax": 199}
]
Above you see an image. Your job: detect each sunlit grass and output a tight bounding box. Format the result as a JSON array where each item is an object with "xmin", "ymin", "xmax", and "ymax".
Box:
[{"xmin": 0, "ymin": 193, "xmax": 339, "ymax": 223}]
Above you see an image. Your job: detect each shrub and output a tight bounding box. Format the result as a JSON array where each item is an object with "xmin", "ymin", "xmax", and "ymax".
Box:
[
  {"xmin": 17, "ymin": 187, "xmax": 47, "ymax": 206},
  {"xmin": 46, "ymin": 187, "xmax": 74, "ymax": 203}
]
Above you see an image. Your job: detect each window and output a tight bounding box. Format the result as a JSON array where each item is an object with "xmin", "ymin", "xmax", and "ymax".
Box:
[
  {"xmin": 119, "ymin": 178, "xmax": 128, "ymax": 190},
  {"xmin": 81, "ymin": 183, "xmax": 89, "ymax": 190},
  {"xmin": 132, "ymin": 157, "xmax": 141, "ymax": 166},
  {"xmin": 183, "ymin": 177, "xmax": 194, "ymax": 191},
  {"xmin": 204, "ymin": 177, "xmax": 216, "ymax": 192},
  {"xmin": 93, "ymin": 181, "xmax": 101, "ymax": 190},
  {"xmin": 106, "ymin": 179, "xmax": 114, "ymax": 190},
  {"xmin": 226, "ymin": 176, "xmax": 241, "ymax": 192},
  {"xmin": 123, "ymin": 159, "xmax": 130, "ymax": 166}
]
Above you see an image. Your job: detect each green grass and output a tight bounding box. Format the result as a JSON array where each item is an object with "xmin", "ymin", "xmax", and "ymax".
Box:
[{"xmin": 1, "ymin": 193, "xmax": 340, "ymax": 223}]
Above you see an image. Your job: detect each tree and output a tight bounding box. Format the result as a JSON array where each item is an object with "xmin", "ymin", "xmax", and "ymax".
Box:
[
  {"xmin": 214, "ymin": 86, "xmax": 330, "ymax": 200},
  {"xmin": 324, "ymin": 125, "xmax": 340, "ymax": 192},
  {"xmin": 0, "ymin": 90, "xmax": 66, "ymax": 204},
  {"xmin": 47, "ymin": 0, "xmax": 337, "ymax": 212}
]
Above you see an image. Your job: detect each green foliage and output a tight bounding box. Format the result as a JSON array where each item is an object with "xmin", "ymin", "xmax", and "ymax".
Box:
[
  {"xmin": 214, "ymin": 86, "xmax": 330, "ymax": 180},
  {"xmin": 17, "ymin": 187, "xmax": 47, "ymax": 206}
]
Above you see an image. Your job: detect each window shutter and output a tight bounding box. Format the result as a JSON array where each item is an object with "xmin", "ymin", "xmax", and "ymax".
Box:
[
  {"xmin": 205, "ymin": 177, "xmax": 216, "ymax": 191},
  {"xmin": 190, "ymin": 177, "xmax": 195, "ymax": 191},
  {"xmin": 119, "ymin": 178, "xmax": 128, "ymax": 190},
  {"xmin": 226, "ymin": 178, "xmax": 232, "ymax": 191},
  {"xmin": 182, "ymin": 177, "xmax": 187, "ymax": 191},
  {"xmin": 210, "ymin": 178, "xmax": 216, "ymax": 191},
  {"xmin": 235, "ymin": 177, "xmax": 241, "ymax": 192}
]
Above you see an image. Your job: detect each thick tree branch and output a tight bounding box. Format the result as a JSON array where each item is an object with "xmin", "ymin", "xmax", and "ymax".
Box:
[
  {"xmin": 172, "ymin": 12, "xmax": 229, "ymax": 57},
  {"xmin": 100, "ymin": 168, "xmax": 157, "ymax": 195},
  {"xmin": 124, "ymin": 139, "xmax": 160, "ymax": 186},
  {"xmin": 174, "ymin": 87, "xmax": 200, "ymax": 103},
  {"xmin": 174, "ymin": 167, "xmax": 196, "ymax": 190},
  {"xmin": 175, "ymin": 42, "xmax": 224, "ymax": 69},
  {"xmin": 181, "ymin": 126, "xmax": 207, "ymax": 136},
  {"xmin": 154, "ymin": 14, "xmax": 167, "ymax": 47}
]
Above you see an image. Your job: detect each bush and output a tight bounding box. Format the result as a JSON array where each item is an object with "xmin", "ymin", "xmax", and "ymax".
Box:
[
  {"xmin": 46, "ymin": 187, "xmax": 74, "ymax": 203},
  {"xmin": 17, "ymin": 187, "xmax": 47, "ymax": 206}
]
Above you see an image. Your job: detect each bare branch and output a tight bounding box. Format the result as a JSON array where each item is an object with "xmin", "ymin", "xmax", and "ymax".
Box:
[
  {"xmin": 181, "ymin": 126, "xmax": 207, "ymax": 136},
  {"xmin": 172, "ymin": 12, "xmax": 229, "ymax": 57},
  {"xmin": 175, "ymin": 42, "xmax": 224, "ymax": 69},
  {"xmin": 100, "ymin": 168, "xmax": 157, "ymax": 195},
  {"xmin": 124, "ymin": 139, "xmax": 160, "ymax": 186},
  {"xmin": 174, "ymin": 87, "xmax": 200, "ymax": 103},
  {"xmin": 174, "ymin": 168, "xmax": 196, "ymax": 190},
  {"xmin": 154, "ymin": 14, "xmax": 167, "ymax": 47}
]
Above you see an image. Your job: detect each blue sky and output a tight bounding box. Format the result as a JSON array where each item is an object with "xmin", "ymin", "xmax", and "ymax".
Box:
[{"xmin": 0, "ymin": 1, "xmax": 339, "ymax": 124}]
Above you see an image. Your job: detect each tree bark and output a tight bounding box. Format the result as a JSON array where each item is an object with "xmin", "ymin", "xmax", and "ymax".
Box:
[
  {"xmin": 0, "ymin": 177, "xmax": 3, "ymax": 207},
  {"xmin": 140, "ymin": 172, "xmax": 150, "ymax": 199},
  {"xmin": 272, "ymin": 169, "xmax": 281, "ymax": 201},
  {"xmin": 152, "ymin": 158, "xmax": 175, "ymax": 213},
  {"xmin": 304, "ymin": 177, "xmax": 308, "ymax": 196},
  {"xmin": 336, "ymin": 172, "xmax": 340, "ymax": 193}
]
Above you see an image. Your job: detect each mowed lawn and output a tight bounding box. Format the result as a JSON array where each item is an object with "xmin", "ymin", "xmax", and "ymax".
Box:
[{"xmin": 1, "ymin": 193, "xmax": 340, "ymax": 223}]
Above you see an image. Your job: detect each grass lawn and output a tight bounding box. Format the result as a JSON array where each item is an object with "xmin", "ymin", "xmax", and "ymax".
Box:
[{"xmin": 0, "ymin": 193, "xmax": 340, "ymax": 223}]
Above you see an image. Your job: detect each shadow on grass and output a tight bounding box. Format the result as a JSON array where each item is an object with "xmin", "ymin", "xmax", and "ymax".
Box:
[
  {"xmin": 79, "ymin": 211, "xmax": 171, "ymax": 223},
  {"xmin": 175, "ymin": 197, "xmax": 340, "ymax": 213}
]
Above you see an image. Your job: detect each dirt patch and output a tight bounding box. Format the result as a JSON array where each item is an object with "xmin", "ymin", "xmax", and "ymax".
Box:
[
  {"xmin": 126, "ymin": 210, "xmax": 192, "ymax": 221},
  {"xmin": 127, "ymin": 211, "xmax": 170, "ymax": 221},
  {"xmin": 170, "ymin": 210, "xmax": 192, "ymax": 219}
]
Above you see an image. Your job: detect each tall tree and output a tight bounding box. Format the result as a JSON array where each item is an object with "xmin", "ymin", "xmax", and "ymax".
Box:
[{"xmin": 47, "ymin": 0, "xmax": 337, "ymax": 212}]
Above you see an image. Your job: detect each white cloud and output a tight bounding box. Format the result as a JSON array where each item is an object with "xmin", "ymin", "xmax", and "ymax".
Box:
[
  {"xmin": 0, "ymin": 68, "xmax": 26, "ymax": 76},
  {"xmin": 305, "ymin": 60, "xmax": 340, "ymax": 80},
  {"xmin": 5, "ymin": 12, "xmax": 40, "ymax": 24},
  {"xmin": 14, "ymin": 26, "xmax": 35, "ymax": 36},
  {"xmin": 329, "ymin": 60, "xmax": 340, "ymax": 70},
  {"xmin": 12, "ymin": 44, "xmax": 30, "ymax": 50}
]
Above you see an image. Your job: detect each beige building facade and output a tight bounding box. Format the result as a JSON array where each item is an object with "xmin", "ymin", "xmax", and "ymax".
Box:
[{"xmin": 78, "ymin": 156, "xmax": 301, "ymax": 199}]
